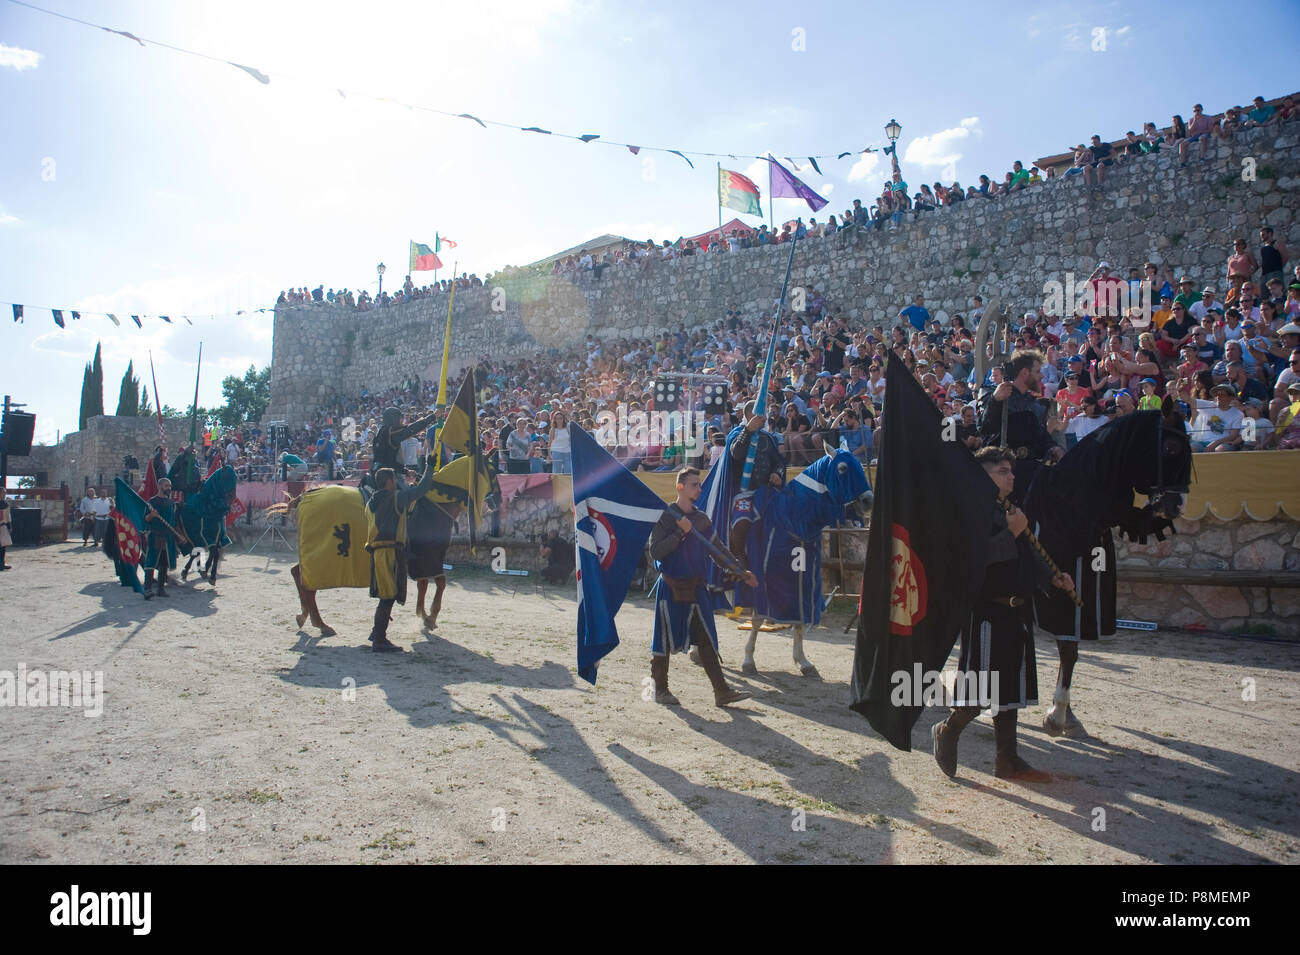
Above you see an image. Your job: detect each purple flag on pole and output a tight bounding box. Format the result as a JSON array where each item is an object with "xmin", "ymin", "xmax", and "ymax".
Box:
[{"xmin": 767, "ymin": 156, "xmax": 828, "ymax": 212}]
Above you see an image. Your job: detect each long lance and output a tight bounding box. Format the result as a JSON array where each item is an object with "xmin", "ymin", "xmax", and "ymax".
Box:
[
  {"xmin": 148, "ymin": 350, "xmax": 167, "ymax": 458},
  {"xmin": 433, "ymin": 262, "xmax": 457, "ymax": 470},
  {"xmin": 667, "ymin": 504, "xmax": 749, "ymax": 579},
  {"xmin": 189, "ymin": 341, "xmax": 203, "ymax": 446},
  {"xmin": 739, "ymin": 232, "xmax": 798, "ymax": 490}
]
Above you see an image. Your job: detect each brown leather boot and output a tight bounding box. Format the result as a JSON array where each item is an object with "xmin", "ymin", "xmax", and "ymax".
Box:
[
  {"xmin": 695, "ymin": 638, "xmax": 750, "ymax": 707},
  {"xmin": 932, "ymin": 706, "xmax": 979, "ymax": 778},
  {"xmin": 994, "ymin": 710, "xmax": 1050, "ymax": 782},
  {"xmin": 650, "ymin": 656, "xmax": 678, "ymax": 705}
]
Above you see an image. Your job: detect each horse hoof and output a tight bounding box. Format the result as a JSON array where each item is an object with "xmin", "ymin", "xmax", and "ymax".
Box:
[
  {"xmin": 688, "ymin": 648, "xmax": 701, "ymax": 666},
  {"xmin": 799, "ymin": 664, "xmax": 820, "ymax": 678},
  {"xmin": 318, "ymin": 626, "xmax": 337, "ymax": 638},
  {"xmin": 741, "ymin": 660, "xmax": 758, "ymax": 675},
  {"xmin": 295, "ymin": 613, "xmax": 307, "ymax": 629}
]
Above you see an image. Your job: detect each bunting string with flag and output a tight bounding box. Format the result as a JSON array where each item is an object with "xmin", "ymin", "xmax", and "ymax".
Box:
[
  {"xmin": 1, "ymin": 299, "xmax": 272, "ymax": 330},
  {"xmin": 9, "ymin": 1, "xmax": 897, "ymax": 169}
]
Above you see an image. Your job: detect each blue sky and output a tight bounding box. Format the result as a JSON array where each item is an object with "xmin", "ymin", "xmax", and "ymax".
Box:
[{"xmin": 2, "ymin": 0, "xmax": 1297, "ymax": 447}]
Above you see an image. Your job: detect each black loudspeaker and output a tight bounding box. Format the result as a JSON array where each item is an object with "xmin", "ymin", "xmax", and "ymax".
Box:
[
  {"xmin": 10, "ymin": 506, "xmax": 41, "ymax": 546},
  {"xmin": 1, "ymin": 410, "xmax": 36, "ymax": 455}
]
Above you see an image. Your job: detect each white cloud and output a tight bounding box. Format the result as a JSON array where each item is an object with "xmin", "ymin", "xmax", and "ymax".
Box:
[
  {"xmin": 0, "ymin": 212, "xmax": 18, "ymax": 225},
  {"xmin": 819, "ymin": 183, "xmax": 834, "ymax": 196},
  {"xmin": 0, "ymin": 43, "xmax": 41, "ymax": 70},
  {"xmin": 847, "ymin": 152, "xmax": 881, "ymax": 183},
  {"xmin": 903, "ymin": 117, "xmax": 982, "ymax": 181},
  {"xmin": 1116, "ymin": 25, "xmax": 1131, "ymax": 35}
]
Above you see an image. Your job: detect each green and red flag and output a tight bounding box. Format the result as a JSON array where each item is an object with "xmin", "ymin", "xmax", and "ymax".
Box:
[
  {"xmin": 719, "ymin": 168, "xmax": 762, "ymax": 217},
  {"xmin": 436, "ymin": 233, "xmax": 458, "ymax": 252},
  {"xmin": 410, "ymin": 240, "xmax": 444, "ymax": 272}
]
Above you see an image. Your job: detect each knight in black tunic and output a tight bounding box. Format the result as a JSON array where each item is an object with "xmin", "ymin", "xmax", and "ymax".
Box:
[
  {"xmin": 978, "ymin": 349, "xmax": 1063, "ymax": 504},
  {"xmin": 143, "ymin": 477, "xmax": 184, "ymax": 599},
  {"xmin": 931, "ymin": 447, "xmax": 1074, "ymax": 782},
  {"xmin": 369, "ymin": 406, "xmax": 438, "ymax": 480}
]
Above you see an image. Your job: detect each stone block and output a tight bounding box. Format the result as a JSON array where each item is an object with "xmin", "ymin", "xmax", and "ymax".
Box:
[
  {"xmin": 1237, "ymin": 522, "xmax": 1279, "ymax": 545},
  {"xmin": 1233, "ymin": 539, "xmax": 1286, "ymax": 572},
  {"xmin": 1186, "ymin": 585, "xmax": 1250, "ymax": 619}
]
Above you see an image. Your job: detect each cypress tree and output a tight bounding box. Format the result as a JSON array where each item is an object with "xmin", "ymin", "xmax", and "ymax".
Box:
[
  {"xmin": 116, "ymin": 360, "xmax": 140, "ymax": 416},
  {"xmin": 89, "ymin": 342, "xmax": 105, "ymax": 420}
]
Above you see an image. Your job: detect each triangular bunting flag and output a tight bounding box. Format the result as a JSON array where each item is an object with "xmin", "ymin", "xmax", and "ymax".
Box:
[
  {"xmin": 579, "ymin": 134, "xmax": 600, "ymax": 143},
  {"xmin": 12, "ymin": 304, "xmax": 22, "ymax": 323},
  {"xmin": 53, "ymin": 309, "xmax": 65, "ymax": 328},
  {"xmin": 131, "ymin": 315, "xmax": 142, "ymax": 328},
  {"xmin": 71, "ymin": 311, "xmax": 81, "ymax": 321},
  {"xmin": 669, "ymin": 150, "xmax": 694, "ymax": 169},
  {"xmin": 229, "ymin": 62, "xmax": 270, "ymax": 84},
  {"xmin": 107, "ymin": 313, "xmax": 120, "ymax": 326}
]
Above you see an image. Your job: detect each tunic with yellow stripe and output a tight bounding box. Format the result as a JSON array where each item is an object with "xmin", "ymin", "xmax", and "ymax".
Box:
[{"xmin": 366, "ymin": 460, "xmax": 436, "ymax": 602}]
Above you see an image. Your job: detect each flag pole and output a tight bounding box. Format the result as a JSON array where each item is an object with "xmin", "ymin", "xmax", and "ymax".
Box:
[
  {"xmin": 740, "ymin": 232, "xmax": 798, "ymax": 491},
  {"xmin": 189, "ymin": 342, "xmax": 203, "ymax": 447},
  {"xmin": 767, "ymin": 158, "xmax": 774, "ymax": 227},
  {"xmin": 717, "ymin": 163, "xmax": 723, "ymax": 250},
  {"xmin": 433, "ymin": 261, "xmax": 457, "ymax": 469}
]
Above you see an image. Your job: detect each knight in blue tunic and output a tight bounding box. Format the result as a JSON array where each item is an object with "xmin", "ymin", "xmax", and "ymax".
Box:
[{"xmin": 648, "ymin": 467, "xmax": 756, "ymax": 708}]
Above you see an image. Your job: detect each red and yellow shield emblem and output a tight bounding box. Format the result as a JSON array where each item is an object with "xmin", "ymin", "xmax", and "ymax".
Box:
[{"xmin": 888, "ymin": 523, "xmax": 927, "ymax": 635}]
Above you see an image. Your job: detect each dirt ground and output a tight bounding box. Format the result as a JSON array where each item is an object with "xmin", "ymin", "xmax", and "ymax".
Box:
[{"xmin": 2, "ymin": 541, "xmax": 1297, "ymax": 865}]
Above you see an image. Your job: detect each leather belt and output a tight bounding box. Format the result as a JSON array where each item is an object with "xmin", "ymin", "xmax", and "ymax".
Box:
[{"xmin": 988, "ymin": 596, "xmax": 1025, "ymax": 607}]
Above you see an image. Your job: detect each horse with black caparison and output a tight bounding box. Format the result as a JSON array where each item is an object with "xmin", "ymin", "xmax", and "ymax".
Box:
[{"xmin": 1023, "ymin": 400, "xmax": 1192, "ymax": 738}]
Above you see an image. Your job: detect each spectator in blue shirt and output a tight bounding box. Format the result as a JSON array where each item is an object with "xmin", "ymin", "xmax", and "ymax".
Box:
[{"xmin": 899, "ymin": 294, "xmax": 931, "ymax": 332}]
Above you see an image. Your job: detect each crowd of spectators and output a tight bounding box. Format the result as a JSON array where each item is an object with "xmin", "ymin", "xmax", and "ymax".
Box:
[
  {"xmin": 258, "ymin": 222, "xmax": 1300, "ymax": 479},
  {"xmin": 255, "ymin": 93, "xmax": 1299, "ymax": 465}
]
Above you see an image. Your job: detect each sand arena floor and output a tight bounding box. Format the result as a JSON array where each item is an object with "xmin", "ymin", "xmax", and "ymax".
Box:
[{"xmin": 1, "ymin": 542, "xmax": 1296, "ymax": 864}]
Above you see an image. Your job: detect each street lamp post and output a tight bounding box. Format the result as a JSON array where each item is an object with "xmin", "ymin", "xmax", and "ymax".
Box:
[
  {"xmin": 885, "ymin": 118, "xmax": 902, "ymax": 177},
  {"xmin": 377, "ymin": 262, "xmax": 386, "ymax": 297}
]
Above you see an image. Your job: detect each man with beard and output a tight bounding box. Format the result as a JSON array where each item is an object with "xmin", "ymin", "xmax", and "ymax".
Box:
[
  {"xmin": 143, "ymin": 478, "xmax": 185, "ymax": 599},
  {"xmin": 369, "ymin": 406, "xmax": 437, "ymax": 486},
  {"xmin": 979, "ymin": 349, "xmax": 1064, "ymax": 503}
]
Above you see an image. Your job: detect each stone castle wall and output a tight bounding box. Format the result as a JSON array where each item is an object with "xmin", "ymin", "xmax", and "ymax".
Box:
[{"xmin": 268, "ymin": 124, "xmax": 1298, "ymax": 426}]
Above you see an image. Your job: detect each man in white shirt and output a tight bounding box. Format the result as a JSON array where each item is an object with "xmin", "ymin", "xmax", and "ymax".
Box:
[
  {"xmin": 78, "ymin": 488, "xmax": 101, "ymax": 545},
  {"xmin": 1187, "ymin": 384, "xmax": 1244, "ymax": 451},
  {"xmin": 1189, "ymin": 287, "xmax": 1225, "ymax": 322},
  {"xmin": 400, "ymin": 434, "xmax": 421, "ymax": 469}
]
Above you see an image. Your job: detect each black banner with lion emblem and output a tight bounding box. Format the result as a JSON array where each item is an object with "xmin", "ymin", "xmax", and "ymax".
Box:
[{"xmin": 850, "ymin": 353, "xmax": 1000, "ymax": 751}]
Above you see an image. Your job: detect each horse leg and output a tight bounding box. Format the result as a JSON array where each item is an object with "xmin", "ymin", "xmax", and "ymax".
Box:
[
  {"xmin": 206, "ymin": 547, "xmax": 220, "ymax": 585},
  {"xmin": 792, "ymin": 623, "xmax": 818, "ymax": 677},
  {"xmin": 1045, "ymin": 639, "xmax": 1087, "ymax": 738},
  {"xmin": 181, "ymin": 549, "xmax": 198, "ymax": 581},
  {"xmin": 428, "ymin": 574, "xmax": 446, "ymax": 629},
  {"xmin": 415, "ymin": 578, "xmax": 429, "ymax": 619},
  {"xmin": 291, "ymin": 563, "xmax": 335, "ymax": 636},
  {"xmin": 742, "ymin": 614, "xmax": 760, "ymax": 674}
]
